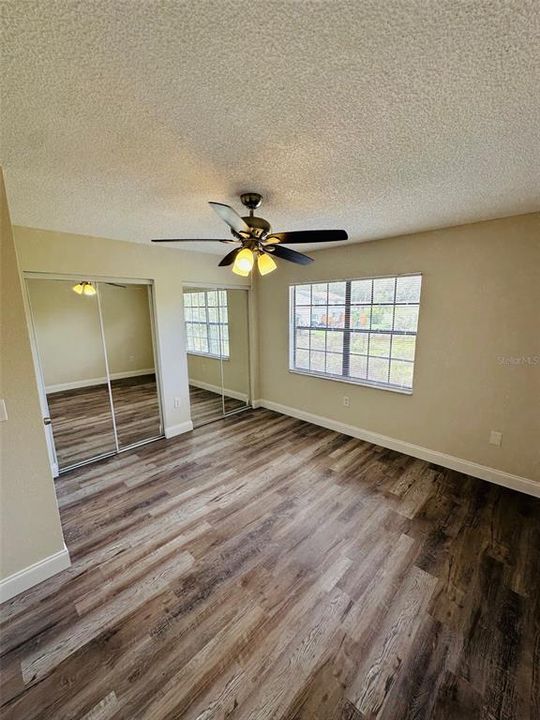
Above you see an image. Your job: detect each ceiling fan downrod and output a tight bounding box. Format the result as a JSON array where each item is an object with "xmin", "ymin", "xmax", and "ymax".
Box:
[{"xmin": 237, "ymin": 192, "xmax": 272, "ymax": 240}]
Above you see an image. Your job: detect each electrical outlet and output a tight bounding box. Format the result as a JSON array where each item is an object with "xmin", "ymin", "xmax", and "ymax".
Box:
[
  {"xmin": 489, "ymin": 430, "xmax": 502, "ymax": 447},
  {"xmin": 174, "ymin": 397, "xmax": 182, "ymax": 409},
  {"xmin": 343, "ymin": 396, "xmax": 350, "ymax": 408}
]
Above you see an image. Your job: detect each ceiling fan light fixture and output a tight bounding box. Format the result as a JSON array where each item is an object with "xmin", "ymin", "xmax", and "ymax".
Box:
[
  {"xmin": 232, "ymin": 264, "xmax": 250, "ymax": 277},
  {"xmin": 73, "ymin": 281, "xmax": 96, "ymax": 296},
  {"xmin": 232, "ymin": 247, "xmax": 254, "ymax": 275},
  {"xmin": 257, "ymin": 252, "xmax": 277, "ymax": 276}
]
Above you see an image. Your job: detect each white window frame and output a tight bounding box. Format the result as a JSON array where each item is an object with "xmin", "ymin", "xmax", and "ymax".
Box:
[
  {"xmin": 288, "ymin": 273, "xmax": 422, "ymax": 394},
  {"xmin": 184, "ymin": 289, "xmax": 230, "ymax": 359}
]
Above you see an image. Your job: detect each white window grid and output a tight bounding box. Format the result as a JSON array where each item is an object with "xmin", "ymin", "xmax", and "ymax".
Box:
[
  {"xmin": 289, "ymin": 274, "xmax": 422, "ymax": 392},
  {"xmin": 184, "ymin": 290, "xmax": 230, "ymax": 359}
]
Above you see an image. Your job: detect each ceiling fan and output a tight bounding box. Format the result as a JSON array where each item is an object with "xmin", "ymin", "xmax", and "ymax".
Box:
[{"xmin": 151, "ymin": 193, "xmax": 348, "ymax": 276}]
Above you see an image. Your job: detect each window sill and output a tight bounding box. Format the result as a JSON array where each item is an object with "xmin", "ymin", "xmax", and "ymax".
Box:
[
  {"xmin": 187, "ymin": 351, "xmax": 230, "ymax": 361},
  {"xmin": 288, "ymin": 368, "xmax": 413, "ymax": 395}
]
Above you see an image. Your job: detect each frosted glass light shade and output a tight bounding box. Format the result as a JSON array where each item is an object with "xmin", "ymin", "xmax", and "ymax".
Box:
[
  {"xmin": 232, "ymin": 265, "xmax": 250, "ymax": 277},
  {"xmin": 232, "ymin": 248, "xmax": 254, "ymax": 275},
  {"xmin": 257, "ymin": 253, "xmax": 277, "ymax": 275}
]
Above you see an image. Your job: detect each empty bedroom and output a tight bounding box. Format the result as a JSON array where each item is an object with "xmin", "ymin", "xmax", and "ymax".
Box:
[{"xmin": 0, "ymin": 1, "xmax": 539, "ymax": 719}]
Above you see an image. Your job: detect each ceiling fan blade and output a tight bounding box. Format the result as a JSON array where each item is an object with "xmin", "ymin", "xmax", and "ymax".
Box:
[
  {"xmin": 151, "ymin": 238, "xmax": 224, "ymax": 243},
  {"xmin": 209, "ymin": 202, "xmax": 251, "ymax": 236},
  {"xmin": 266, "ymin": 245, "xmax": 313, "ymax": 265},
  {"xmin": 218, "ymin": 247, "xmax": 241, "ymax": 267},
  {"xmin": 266, "ymin": 229, "xmax": 348, "ymax": 244}
]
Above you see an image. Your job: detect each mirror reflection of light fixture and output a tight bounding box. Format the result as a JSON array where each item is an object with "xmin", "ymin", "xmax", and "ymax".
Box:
[
  {"xmin": 232, "ymin": 248, "xmax": 254, "ymax": 276},
  {"xmin": 72, "ymin": 281, "xmax": 97, "ymax": 296},
  {"xmin": 257, "ymin": 253, "xmax": 277, "ymax": 276}
]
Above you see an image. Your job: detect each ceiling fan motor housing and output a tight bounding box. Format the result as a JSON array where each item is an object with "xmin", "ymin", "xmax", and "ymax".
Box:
[
  {"xmin": 237, "ymin": 192, "xmax": 271, "ymax": 239},
  {"xmin": 240, "ymin": 214, "xmax": 272, "ymax": 239}
]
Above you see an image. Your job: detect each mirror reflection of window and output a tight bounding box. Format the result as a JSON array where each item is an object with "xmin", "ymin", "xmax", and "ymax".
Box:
[
  {"xmin": 184, "ymin": 287, "xmax": 250, "ymax": 427},
  {"xmin": 184, "ymin": 289, "xmax": 229, "ymax": 358}
]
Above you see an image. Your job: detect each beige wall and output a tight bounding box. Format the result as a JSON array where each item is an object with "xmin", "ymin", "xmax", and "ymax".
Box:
[
  {"xmin": 0, "ymin": 171, "xmax": 65, "ymax": 582},
  {"xmin": 101, "ymin": 283, "xmax": 154, "ymax": 376},
  {"xmin": 26, "ymin": 279, "xmax": 155, "ymax": 390},
  {"xmin": 186, "ymin": 288, "xmax": 250, "ymax": 398},
  {"xmin": 256, "ymin": 213, "xmax": 540, "ymax": 483},
  {"xmin": 14, "ymin": 226, "xmax": 251, "ymax": 434}
]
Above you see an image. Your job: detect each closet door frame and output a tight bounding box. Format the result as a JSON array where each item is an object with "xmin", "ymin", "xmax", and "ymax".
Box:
[
  {"xmin": 181, "ymin": 282, "xmax": 254, "ymax": 424},
  {"xmin": 21, "ymin": 281, "xmax": 61, "ymax": 478},
  {"xmin": 23, "ymin": 272, "xmax": 165, "ymax": 473}
]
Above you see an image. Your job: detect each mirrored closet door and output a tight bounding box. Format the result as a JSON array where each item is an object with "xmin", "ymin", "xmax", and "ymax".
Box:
[
  {"xmin": 99, "ymin": 283, "xmax": 162, "ymax": 449},
  {"xmin": 184, "ymin": 286, "xmax": 251, "ymax": 428},
  {"xmin": 26, "ymin": 278, "xmax": 117, "ymax": 470},
  {"xmin": 221, "ymin": 289, "xmax": 250, "ymax": 416},
  {"xmin": 26, "ymin": 276, "xmax": 163, "ymax": 473}
]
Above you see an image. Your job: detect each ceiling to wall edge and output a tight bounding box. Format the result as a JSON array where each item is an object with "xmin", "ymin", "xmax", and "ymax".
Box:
[{"xmin": 11, "ymin": 209, "xmax": 540, "ymax": 262}]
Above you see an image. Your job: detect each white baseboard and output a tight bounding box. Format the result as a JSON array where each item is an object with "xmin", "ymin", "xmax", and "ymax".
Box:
[
  {"xmin": 47, "ymin": 377, "xmax": 107, "ymax": 393},
  {"xmin": 255, "ymin": 399, "xmax": 540, "ymax": 498},
  {"xmin": 189, "ymin": 380, "xmax": 249, "ymax": 403},
  {"xmin": 165, "ymin": 420, "xmax": 194, "ymax": 439},
  {"xmin": 0, "ymin": 545, "xmax": 71, "ymax": 604},
  {"xmin": 109, "ymin": 369, "xmax": 155, "ymax": 381},
  {"xmin": 46, "ymin": 369, "xmax": 155, "ymax": 393}
]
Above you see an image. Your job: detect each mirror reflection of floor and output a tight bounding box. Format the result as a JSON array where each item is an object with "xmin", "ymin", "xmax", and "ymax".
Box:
[
  {"xmin": 189, "ymin": 385, "xmax": 246, "ymax": 427},
  {"xmin": 47, "ymin": 374, "xmax": 161, "ymax": 470}
]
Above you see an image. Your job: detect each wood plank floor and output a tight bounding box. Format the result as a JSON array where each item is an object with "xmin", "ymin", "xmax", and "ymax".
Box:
[
  {"xmin": 189, "ymin": 385, "xmax": 247, "ymax": 427},
  {"xmin": 47, "ymin": 374, "xmax": 162, "ymax": 469},
  {"xmin": 1, "ymin": 408, "xmax": 539, "ymax": 719}
]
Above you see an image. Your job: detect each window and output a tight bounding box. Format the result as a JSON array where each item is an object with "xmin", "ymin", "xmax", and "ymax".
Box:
[
  {"xmin": 184, "ymin": 289, "xmax": 229, "ymax": 358},
  {"xmin": 289, "ymin": 274, "xmax": 422, "ymax": 392}
]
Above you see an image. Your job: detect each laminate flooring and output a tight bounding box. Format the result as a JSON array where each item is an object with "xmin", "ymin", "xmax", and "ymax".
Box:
[
  {"xmin": 189, "ymin": 385, "xmax": 247, "ymax": 427},
  {"xmin": 1, "ymin": 408, "xmax": 539, "ymax": 719},
  {"xmin": 46, "ymin": 374, "xmax": 162, "ymax": 469}
]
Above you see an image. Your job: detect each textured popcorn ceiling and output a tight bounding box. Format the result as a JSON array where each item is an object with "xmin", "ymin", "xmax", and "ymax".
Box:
[{"xmin": 1, "ymin": 1, "xmax": 539, "ymax": 253}]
